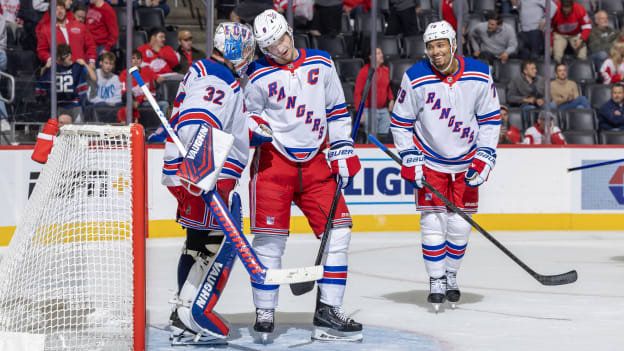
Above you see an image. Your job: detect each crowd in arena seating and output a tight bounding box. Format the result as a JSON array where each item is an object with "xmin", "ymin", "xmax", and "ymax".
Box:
[{"xmin": 2, "ymin": 0, "xmax": 624, "ymax": 145}]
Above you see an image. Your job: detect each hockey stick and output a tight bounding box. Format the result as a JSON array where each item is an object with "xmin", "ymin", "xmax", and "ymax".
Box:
[
  {"xmin": 567, "ymin": 158, "xmax": 624, "ymax": 172},
  {"xmin": 368, "ymin": 134, "xmax": 578, "ymax": 286},
  {"xmin": 289, "ymin": 67, "xmax": 376, "ymax": 296},
  {"xmin": 129, "ymin": 67, "xmax": 322, "ymax": 285}
]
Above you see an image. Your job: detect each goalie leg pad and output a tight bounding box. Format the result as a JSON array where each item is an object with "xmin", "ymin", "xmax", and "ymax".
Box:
[
  {"xmin": 444, "ymin": 212, "xmax": 471, "ymax": 272},
  {"xmin": 177, "ymin": 229, "xmax": 224, "ymax": 293},
  {"xmin": 251, "ymin": 234, "xmax": 286, "ymax": 309},
  {"xmin": 318, "ymin": 226, "xmax": 350, "ymax": 307},
  {"xmin": 176, "ymin": 122, "xmax": 234, "ymax": 195},
  {"xmin": 420, "ymin": 212, "xmax": 448, "ymax": 279}
]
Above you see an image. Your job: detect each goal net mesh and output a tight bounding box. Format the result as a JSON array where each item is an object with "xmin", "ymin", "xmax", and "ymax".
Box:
[{"xmin": 0, "ymin": 125, "xmax": 141, "ymax": 350}]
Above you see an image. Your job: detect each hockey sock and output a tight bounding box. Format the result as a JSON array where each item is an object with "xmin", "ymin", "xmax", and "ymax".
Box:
[
  {"xmin": 318, "ymin": 226, "xmax": 351, "ymax": 307},
  {"xmin": 445, "ymin": 212, "xmax": 471, "ymax": 273},
  {"xmin": 420, "ymin": 212, "xmax": 448, "ymax": 278},
  {"xmin": 251, "ymin": 234, "xmax": 286, "ymax": 309}
]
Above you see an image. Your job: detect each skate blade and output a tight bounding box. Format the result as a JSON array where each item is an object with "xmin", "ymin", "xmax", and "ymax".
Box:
[
  {"xmin": 432, "ymin": 303, "xmax": 441, "ymax": 313},
  {"xmin": 252, "ymin": 331, "xmax": 272, "ymax": 345},
  {"xmin": 449, "ymin": 302, "xmax": 457, "ymax": 309},
  {"xmin": 311, "ymin": 326, "xmax": 363, "ymax": 342}
]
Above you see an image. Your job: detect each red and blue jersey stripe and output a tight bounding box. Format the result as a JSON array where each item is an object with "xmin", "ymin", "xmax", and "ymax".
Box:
[
  {"xmin": 446, "ymin": 241, "xmax": 467, "ymax": 260},
  {"xmin": 422, "ymin": 242, "xmax": 446, "ymax": 262},
  {"xmin": 326, "ymin": 103, "xmax": 350, "ymax": 122}
]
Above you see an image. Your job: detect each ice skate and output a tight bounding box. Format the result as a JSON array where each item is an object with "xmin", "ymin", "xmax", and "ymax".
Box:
[
  {"xmin": 427, "ymin": 276, "xmax": 446, "ymax": 312},
  {"xmin": 253, "ymin": 308, "xmax": 275, "ymax": 344},
  {"xmin": 446, "ymin": 271, "xmax": 460, "ymax": 309},
  {"xmin": 312, "ymin": 301, "xmax": 363, "ymax": 342},
  {"xmin": 168, "ymin": 310, "xmax": 227, "ymax": 346}
]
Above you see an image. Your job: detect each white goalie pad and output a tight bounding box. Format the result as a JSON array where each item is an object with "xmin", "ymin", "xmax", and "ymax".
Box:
[
  {"xmin": 175, "ymin": 237, "xmax": 237, "ymax": 338},
  {"xmin": 176, "ymin": 124, "xmax": 234, "ymax": 193}
]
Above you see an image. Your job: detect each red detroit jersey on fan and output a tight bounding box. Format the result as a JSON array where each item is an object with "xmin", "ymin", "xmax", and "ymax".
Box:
[
  {"xmin": 391, "ymin": 56, "xmax": 501, "ymax": 174},
  {"xmin": 244, "ymin": 48, "xmax": 352, "ymax": 162},
  {"xmin": 162, "ymin": 58, "xmax": 249, "ymax": 188}
]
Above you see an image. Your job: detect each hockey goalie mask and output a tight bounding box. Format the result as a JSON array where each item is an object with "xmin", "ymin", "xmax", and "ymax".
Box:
[
  {"xmin": 423, "ymin": 20, "xmax": 457, "ymax": 73},
  {"xmin": 214, "ymin": 22, "xmax": 256, "ymax": 77},
  {"xmin": 253, "ymin": 9, "xmax": 294, "ymax": 59}
]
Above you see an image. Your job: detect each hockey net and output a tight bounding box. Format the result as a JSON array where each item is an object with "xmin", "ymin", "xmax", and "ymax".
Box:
[{"xmin": 0, "ymin": 124, "xmax": 146, "ymax": 351}]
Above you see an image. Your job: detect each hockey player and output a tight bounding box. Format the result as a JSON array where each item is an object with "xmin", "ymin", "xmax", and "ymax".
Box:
[
  {"xmin": 162, "ymin": 22, "xmax": 255, "ymax": 345},
  {"xmin": 390, "ymin": 21, "xmax": 501, "ymax": 311},
  {"xmin": 244, "ymin": 9, "xmax": 363, "ymax": 342}
]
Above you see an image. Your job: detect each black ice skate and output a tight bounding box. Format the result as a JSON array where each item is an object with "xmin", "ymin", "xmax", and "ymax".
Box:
[
  {"xmin": 168, "ymin": 310, "xmax": 227, "ymax": 346},
  {"xmin": 427, "ymin": 276, "xmax": 447, "ymax": 312},
  {"xmin": 312, "ymin": 301, "xmax": 363, "ymax": 342},
  {"xmin": 446, "ymin": 271, "xmax": 461, "ymax": 308},
  {"xmin": 253, "ymin": 308, "xmax": 275, "ymax": 344}
]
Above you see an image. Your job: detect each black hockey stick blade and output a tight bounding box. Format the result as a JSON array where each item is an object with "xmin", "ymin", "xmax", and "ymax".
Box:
[
  {"xmin": 368, "ymin": 134, "xmax": 579, "ymax": 287},
  {"xmin": 536, "ymin": 270, "xmax": 578, "ymax": 286},
  {"xmin": 289, "ymin": 181, "xmax": 343, "ymax": 296}
]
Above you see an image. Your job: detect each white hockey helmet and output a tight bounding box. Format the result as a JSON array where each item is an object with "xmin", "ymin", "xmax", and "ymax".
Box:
[
  {"xmin": 423, "ymin": 20, "xmax": 457, "ymax": 71},
  {"xmin": 253, "ymin": 9, "xmax": 293, "ymax": 57},
  {"xmin": 214, "ymin": 22, "xmax": 256, "ymax": 77}
]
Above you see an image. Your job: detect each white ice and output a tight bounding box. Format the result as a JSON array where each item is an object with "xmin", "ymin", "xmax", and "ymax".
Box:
[{"xmin": 145, "ymin": 231, "xmax": 624, "ymax": 351}]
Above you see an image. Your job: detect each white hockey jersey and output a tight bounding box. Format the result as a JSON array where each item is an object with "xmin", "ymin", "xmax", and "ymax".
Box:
[
  {"xmin": 391, "ymin": 56, "xmax": 501, "ymax": 173},
  {"xmin": 244, "ymin": 49, "xmax": 352, "ymax": 162},
  {"xmin": 161, "ymin": 58, "xmax": 249, "ymax": 187}
]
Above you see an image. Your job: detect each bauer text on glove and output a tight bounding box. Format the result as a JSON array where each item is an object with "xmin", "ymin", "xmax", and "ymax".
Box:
[
  {"xmin": 328, "ymin": 141, "xmax": 361, "ymax": 188},
  {"xmin": 399, "ymin": 149, "xmax": 425, "ymax": 189}
]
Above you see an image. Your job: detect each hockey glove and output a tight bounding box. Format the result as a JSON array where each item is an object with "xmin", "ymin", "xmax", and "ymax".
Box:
[
  {"xmin": 399, "ymin": 148, "xmax": 425, "ymax": 189},
  {"xmin": 249, "ymin": 115, "xmax": 273, "ymax": 147},
  {"xmin": 328, "ymin": 141, "xmax": 361, "ymax": 189},
  {"xmin": 465, "ymin": 147, "xmax": 496, "ymax": 187},
  {"xmin": 31, "ymin": 119, "xmax": 59, "ymax": 164}
]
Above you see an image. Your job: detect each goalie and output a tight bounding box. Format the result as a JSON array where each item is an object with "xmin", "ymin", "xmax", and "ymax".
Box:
[{"xmin": 161, "ymin": 22, "xmax": 255, "ymax": 345}]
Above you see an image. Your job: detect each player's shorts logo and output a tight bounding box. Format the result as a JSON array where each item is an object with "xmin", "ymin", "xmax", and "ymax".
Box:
[{"xmin": 608, "ymin": 166, "xmax": 624, "ymax": 205}]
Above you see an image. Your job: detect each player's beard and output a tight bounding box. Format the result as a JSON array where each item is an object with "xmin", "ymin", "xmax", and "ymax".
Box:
[{"xmin": 430, "ymin": 51, "xmax": 452, "ymax": 73}]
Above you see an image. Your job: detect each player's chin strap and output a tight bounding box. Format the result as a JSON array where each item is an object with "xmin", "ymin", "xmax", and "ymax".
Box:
[{"xmin": 429, "ymin": 40, "xmax": 457, "ymax": 75}]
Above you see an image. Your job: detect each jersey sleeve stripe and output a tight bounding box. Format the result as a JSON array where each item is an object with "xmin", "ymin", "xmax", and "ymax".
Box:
[
  {"xmin": 249, "ymin": 67, "xmax": 281, "ymax": 83},
  {"xmin": 390, "ymin": 113, "xmax": 414, "ymax": 129},
  {"xmin": 458, "ymin": 77, "xmax": 488, "ymax": 84},
  {"xmin": 230, "ymin": 80, "xmax": 240, "ymax": 94}
]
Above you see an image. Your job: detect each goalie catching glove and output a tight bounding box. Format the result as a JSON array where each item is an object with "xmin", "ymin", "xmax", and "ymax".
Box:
[
  {"xmin": 399, "ymin": 148, "xmax": 425, "ymax": 189},
  {"xmin": 328, "ymin": 141, "xmax": 361, "ymax": 188},
  {"xmin": 249, "ymin": 115, "xmax": 273, "ymax": 147},
  {"xmin": 465, "ymin": 147, "xmax": 496, "ymax": 187}
]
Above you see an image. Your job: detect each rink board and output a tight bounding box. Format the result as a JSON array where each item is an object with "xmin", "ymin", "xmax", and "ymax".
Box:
[{"xmin": 1, "ymin": 144, "xmax": 624, "ymax": 244}]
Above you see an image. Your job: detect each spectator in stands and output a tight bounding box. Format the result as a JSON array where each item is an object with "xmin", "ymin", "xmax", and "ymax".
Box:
[
  {"xmin": 517, "ymin": 0, "xmax": 556, "ymax": 60},
  {"xmin": 118, "ymin": 49, "xmax": 167, "ymax": 123},
  {"xmin": 498, "ymin": 105, "xmax": 522, "ymax": 144},
  {"xmin": 598, "ymin": 83, "xmax": 624, "ymax": 130},
  {"xmin": 0, "ymin": 6, "xmax": 6, "ymax": 71},
  {"xmin": 432, "ymin": 0, "xmax": 468, "ymax": 35},
  {"xmin": 37, "ymin": 3, "xmax": 97, "ymax": 70},
  {"xmin": 229, "ymin": 0, "xmax": 272, "ymax": 25},
  {"xmin": 73, "ymin": 4, "xmax": 87, "ymax": 24},
  {"xmin": 36, "ymin": 0, "xmax": 74, "ymax": 35},
  {"xmin": 551, "ymin": 0, "xmax": 591, "ymax": 63},
  {"xmin": 17, "ymin": 0, "xmax": 48, "ymax": 51},
  {"xmin": 500, "ymin": 0, "xmax": 518, "ymax": 14},
  {"xmin": 468, "ymin": 12, "xmax": 518, "ymax": 65},
  {"xmin": 385, "ymin": 0, "xmax": 420, "ymax": 36},
  {"xmin": 86, "ymin": 0, "xmax": 118, "ymax": 57},
  {"xmin": 354, "ymin": 47, "xmax": 394, "ymax": 136},
  {"xmin": 507, "ymin": 59, "xmax": 546, "ymax": 123},
  {"xmin": 308, "ymin": 0, "xmax": 342, "ymax": 36},
  {"xmin": 575, "ymin": 0, "xmax": 595, "ymax": 13},
  {"xmin": 58, "ymin": 113, "xmax": 72, "ymax": 127},
  {"xmin": 550, "ymin": 63, "xmax": 591, "ymax": 112},
  {"xmin": 36, "ymin": 44, "xmax": 97, "ymax": 123},
  {"xmin": 134, "ymin": 0, "xmax": 170, "ymax": 17},
  {"xmin": 138, "ymin": 27, "xmax": 180, "ymax": 78},
  {"xmin": 173, "ymin": 30, "xmax": 205, "ymax": 74},
  {"xmin": 87, "ymin": 52, "xmax": 122, "ymax": 108},
  {"xmin": 343, "ymin": 0, "xmax": 370, "ymax": 19},
  {"xmin": 600, "ymin": 41, "xmax": 624, "ymax": 84},
  {"xmin": 523, "ymin": 111, "xmax": 566, "ymax": 144},
  {"xmin": 588, "ymin": 10, "xmax": 618, "ymax": 74}
]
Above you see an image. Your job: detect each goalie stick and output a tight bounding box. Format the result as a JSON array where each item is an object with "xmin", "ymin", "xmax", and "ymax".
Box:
[
  {"xmin": 368, "ymin": 134, "xmax": 578, "ymax": 286},
  {"xmin": 567, "ymin": 158, "xmax": 624, "ymax": 172},
  {"xmin": 289, "ymin": 67, "xmax": 375, "ymax": 296},
  {"xmin": 129, "ymin": 67, "xmax": 322, "ymax": 285}
]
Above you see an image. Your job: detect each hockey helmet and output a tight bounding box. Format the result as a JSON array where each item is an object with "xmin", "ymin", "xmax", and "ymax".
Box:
[
  {"xmin": 253, "ymin": 9, "xmax": 293, "ymax": 57},
  {"xmin": 423, "ymin": 20, "xmax": 457, "ymax": 70},
  {"xmin": 214, "ymin": 22, "xmax": 256, "ymax": 77}
]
